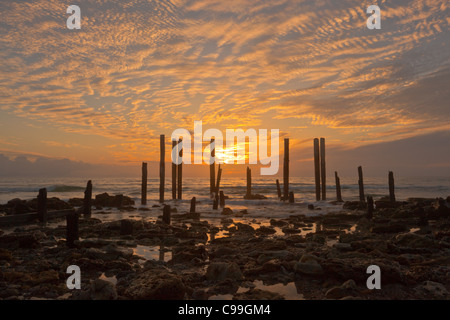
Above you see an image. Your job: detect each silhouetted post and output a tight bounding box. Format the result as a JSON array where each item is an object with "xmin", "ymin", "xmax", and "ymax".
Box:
[
  {"xmin": 162, "ymin": 205, "xmax": 171, "ymax": 225},
  {"xmin": 66, "ymin": 211, "xmax": 79, "ymax": 248},
  {"xmin": 215, "ymin": 165, "xmax": 222, "ymax": 198},
  {"xmin": 141, "ymin": 163, "xmax": 147, "ymax": 205},
  {"xmin": 367, "ymin": 196, "xmax": 374, "ymax": 219},
  {"xmin": 190, "ymin": 197, "xmax": 196, "ymax": 213},
  {"xmin": 246, "ymin": 167, "xmax": 252, "ymax": 198},
  {"xmin": 320, "ymin": 138, "xmax": 326, "ymax": 200},
  {"xmin": 83, "ymin": 180, "xmax": 92, "ymax": 217},
  {"xmin": 37, "ymin": 188, "xmax": 47, "ymax": 224},
  {"xmin": 276, "ymin": 179, "xmax": 281, "ymax": 199},
  {"xmin": 335, "ymin": 171, "xmax": 343, "ymax": 202},
  {"xmin": 314, "ymin": 138, "xmax": 321, "ymax": 201},
  {"xmin": 289, "ymin": 191, "xmax": 294, "ymax": 203},
  {"xmin": 283, "ymin": 138, "xmax": 289, "ymax": 201},
  {"xmin": 213, "ymin": 195, "xmax": 219, "ymax": 210},
  {"xmin": 210, "ymin": 138, "xmax": 215, "ymax": 196},
  {"xmin": 388, "ymin": 171, "xmax": 396, "ymax": 203},
  {"xmin": 172, "ymin": 140, "xmax": 177, "ymax": 200},
  {"xmin": 177, "ymin": 139, "xmax": 183, "ymax": 199},
  {"xmin": 219, "ymin": 191, "xmax": 225, "ymax": 208},
  {"xmin": 160, "ymin": 135, "xmax": 165, "ymax": 203},
  {"xmin": 358, "ymin": 166, "xmax": 365, "ymax": 203}
]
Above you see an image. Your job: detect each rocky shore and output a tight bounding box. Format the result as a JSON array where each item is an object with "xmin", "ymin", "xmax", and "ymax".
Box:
[{"xmin": 0, "ymin": 196, "xmax": 449, "ymax": 300}]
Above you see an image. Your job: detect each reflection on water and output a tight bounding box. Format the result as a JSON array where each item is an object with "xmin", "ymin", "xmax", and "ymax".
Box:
[
  {"xmin": 133, "ymin": 245, "xmax": 172, "ymax": 262},
  {"xmin": 209, "ymin": 280, "xmax": 304, "ymax": 300}
]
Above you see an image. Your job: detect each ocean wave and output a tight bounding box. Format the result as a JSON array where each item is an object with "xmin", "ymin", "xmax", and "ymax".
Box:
[{"xmin": 48, "ymin": 185, "xmax": 86, "ymax": 192}]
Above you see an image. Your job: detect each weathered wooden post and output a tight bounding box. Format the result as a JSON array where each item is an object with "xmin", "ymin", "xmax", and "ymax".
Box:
[
  {"xmin": 160, "ymin": 135, "xmax": 165, "ymax": 203},
  {"xmin": 246, "ymin": 167, "xmax": 251, "ymax": 198},
  {"xmin": 83, "ymin": 180, "xmax": 92, "ymax": 217},
  {"xmin": 66, "ymin": 211, "xmax": 79, "ymax": 248},
  {"xmin": 37, "ymin": 188, "xmax": 47, "ymax": 224},
  {"xmin": 358, "ymin": 166, "xmax": 365, "ymax": 203},
  {"xmin": 320, "ymin": 138, "xmax": 326, "ymax": 200},
  {"xmin": 283, "ymin": 138, "xmax": 289, "ymax": 201},
  {"xmin": 367, "ymin": 196, "xmax": 374, "ymax": 219},
  {"xmin": 219, "ymin": 191, "xmax": 225, "ymax": 208},
  {"xmin": 172, "ymin": 140, "xmax": 177, "ymax": 200},
  {"xmin": 276, "ymin": 179, "xmax": 281, "ymax": 199},
  {"xmin": 389, "ymin": 171, "xmax": 395, "ymax": 203},
  {"xmin": 314, "ymin": 138, "xmax": 321, "ymax": 201},
  {"xmin": 177, "ymin": 138, "xmax": 183, "ymax": 200},
  {"xmin": 335, "ymin": 171, "xmax": 343, "ymax": 202},
  {"xmin": 162, "ymin": 205, "xmax": 171, "ymax": 225},
  {"xmin": 210, "ymin": 138, "xmax": 215, "ymax": 196},
  {"xmin": 289, "ymin": 191, "xmax": 294, "ymax": 203},
  {"xmin": 190, "ymin": 197, "xmax": 196, "ymax": 213},
  {"xmin": 141, "ymin": 163, "xmax": 147, "ymax": 205},
  {"xmin": 212, "ymin": 195, "xmax": 219, "ymax": 210},
  {"xmin": 215, "ymin": 165, "xmax": 222, "ymax": 198}
]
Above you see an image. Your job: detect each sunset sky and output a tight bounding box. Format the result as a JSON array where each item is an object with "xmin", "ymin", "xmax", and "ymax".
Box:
[{"xmin": 0, "ymin": 0, "xmax": 449, "ymax": 177}]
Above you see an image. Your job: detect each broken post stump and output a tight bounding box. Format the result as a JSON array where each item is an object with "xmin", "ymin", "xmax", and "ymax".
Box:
[
  {"xmin": 358, "ymin": 166, "xmax": 365, "ymax": 203},
  {"xmin": 219, "ymin": 191, "xmax": 225, "ymax": 207},
  {"xmin": 141, "ymin": 163, "xmax": 147, "ymax": 205},
  {"xmin": 210, "ymin": 138, "xmax": 215, "ymax": 196},
  {"xmin": 246, "ymin": 167, "xmax": 251, "ymax": 198},
  {"xmin": 160, "ymin": 135, "xmax": 165, "ymax": 203},
  {"xmin": 283, "ymin": 138, "xmax": 289, "ymax": 201},
  {"xmin": 289, "ymin": 191, "xmax": 294, "ymax": 203},
  {"xmin": 320, "ymin": 138, "xmax": 326, "ymax": 200},
  {"xmin": 83, "ymin": 180, "xmax": 92, "ymax": 217},
  {"xmin": 389, "ymin": 171, "xmax": 396, "ymax": 203},
  {"xmin": 314, "ymin": 138, "xmax": 321, "ymax": 201},
  {"xmin": 162, "ymin": 205, "xmax": 171, "ymax": 225},
  {"xmin": 367, "ymin": 196, "xmax": 374, "ymax": 219},
  {"xmin": 37, "ymin": 188, "xmax": 47, "ymax": 224},
  {"xmin": 335, "ymin": 171, "xmax": 343, "ymax": 202},
  {"xmin": 190, "ymin": 197, "xmax": 196, "ymax": 213},
  {"xmin": 66, "ymin": 211, "xmax": 79, "ymax": 248},
  {"xmin": 276, "ymin": 179, "xmax": 281, "ymax": 199},
  {"xmin": 215, "ymin": 165, "xmax": 222, "ymax": 198},
  {"xmin": 213, "ymin": 195, "xmax": 219, "ymax": 210},
  {"xmin": 172, "ymin": 140, "xmax": 177, "ymax": 200}
]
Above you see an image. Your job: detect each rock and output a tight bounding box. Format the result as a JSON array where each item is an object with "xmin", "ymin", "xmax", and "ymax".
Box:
[
  {"xmin": 19, "ymin": 234, "xmax": 39, "ymax": 248},
  {"xmin": 257, "ymin": 250, "xmax": 293, "ymax": 264},
  {"xmin": 0, "ymin": 248, "xmax": 12, "ymax": 261},
  {"xmin": 333, "ymin": 243, "xmax": 353, "ymax": 252},
  {"xmin": 221, "ymin": 207, "xmax": 234, "ymax": 215},
  {"xmin": 233, "ymin": 289, "xmax": 284, "ymax": 300},
  {"xmin": 294, "ymin": 255, "xmax": 324, "ymax": 276},
  {"xmin": 244, "ymin": 194, "xmax": 267, "ymax": 200},
  {"xmin": 68, "ymin": 198, "xmax": 84, "ymax": 207},
  {"xmin": 415, "ymin": 281, "xmax": 449, "ymax": 299},
  {"xmin": 308, "ymin": 204, "xmax": 314, "ymax": 210},
  {"xmin": 90, "ymin": 279, "xmax": 118, "ymax": 300},
  {"xmin": 371, "ymin": 223, "xmax": 407, "ymax": 234},
  {"xmin": 343, "ymin": 201, "xmax": 366, "ymax": 210},
  {"xmin": 120, "ymin": 219, "xmax": 134, "ymax": 235},
  {"xmin": 206, "ymin": 262, "xmax": 243, "ymax": 281},
  {"xmin": 394, "ymin": 233, "xmax": 435, "ymax": 248},
  {"xmin": 325, "ymin": 279, "xmax": 357, "ymax": 299},
  {"xmin": 235, "ymin": 223, "xmax": 255, "ymax": 233},
  {"xmin": 94, "ymin": 193, "xmax": 134, "ymax": 207},
  {"xmin": 256, "ymin": 226, "xmax": 276, "ymax": 235},
  {"xmin": 0, "ymin": 288, "xmax": 20, "ymax": 299},
  {"xmin": 32, "ymin": 270, "xmax": 59, "ymax": 285},
  {"xmin": 270, "ymin": 219, "xmax": 288, "ymax": 227},
  {"xmin": 124, "ymin": 271, "xmax": 186, "ymax": 300}
]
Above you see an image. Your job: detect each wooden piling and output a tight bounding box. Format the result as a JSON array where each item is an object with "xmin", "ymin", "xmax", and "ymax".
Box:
[
  {"xmin": 172, "ymin": 140, "xmax": 177, "ymax": 200},
  {"xmin": 389, "ymin": 171, "xmax": 395, "ymax": 203},
  {"xmin": 219, "ymin": 191, "xmax": 225, "ymax": 208},
  {"xmin": 141, "ymin": 163, "xmax": 147, "ymax": 205},
  {"xmin": 367, "ymin": 196, "xmax": 374, "ymax": 219},
  {"xmin": 215, "ymin": 165, "xmax": 222, "ymax": 198},
  {"xmin": 246, "ymin": 167, "xmax": 252, "ymax": 198},
  {"xmin": 320, "ymin": 138, "xmax": 326, "ymax": 201},
  {"xmin": 276, "ymin": 179, "xmax": 281, "ymax": 199},
  {"xmin": 66, "ymin": 211, "xmax": 79, "ymax": 248},
  {"xmin": 213, "ymin": 195, "xmax": 219, "ymax": 210},
  {"xmin": 210, "ymin": 138, "xmax": 215, "ymax": 196},
  {"xmin": 83, "ymin": 180, "xmax": 92, "ymax": 217},
  {"xmin": 160, "ymin": 135, "xmax": 165, "ymax": 203},
  {"xmin": 177, "ymin": 139, "xmax": 183, "ymax": 199},
  {"xmin": 283, "ymin": 138, "xmax": 289, "ymax": 201},
  {"xmin": 162, "ymin": 205, "xmax": 171, "ymax": 225},
  {"xmin": 37, "ymin": 188, "xmax": 47, "ymax": 224},
  {"xmin": 190, "ymin": 197, "xmax": 196, "ymax": 213},
  {"xmin": 314, "ymin": 138, "xmax": 321, "ymax": 201},
  {"xmin": 358, "ymin": 166, "xmax": 365, "ymax": 203},
  {"xmin": 335, "ymin": 171, "xmax": 343, "ymax": 202},
  {"xmin": 289, "ymin": 191, "xmax": 294, "ymax": 203}
]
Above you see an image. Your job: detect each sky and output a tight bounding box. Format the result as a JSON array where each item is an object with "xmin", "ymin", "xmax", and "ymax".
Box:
[{"xmin": 0, "ymin": 0, "xmax": 449, "ymax": 177}]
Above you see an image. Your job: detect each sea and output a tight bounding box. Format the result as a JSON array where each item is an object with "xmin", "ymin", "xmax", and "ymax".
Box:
[{"xmin": 0, "ymin": 176, "xmax": 449, "ymax": 220}]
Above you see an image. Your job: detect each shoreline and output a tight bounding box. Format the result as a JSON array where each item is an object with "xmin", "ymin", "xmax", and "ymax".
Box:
[{"xmin": 0, "ymin": 196, "xmax": 449, "ymax": 300}]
